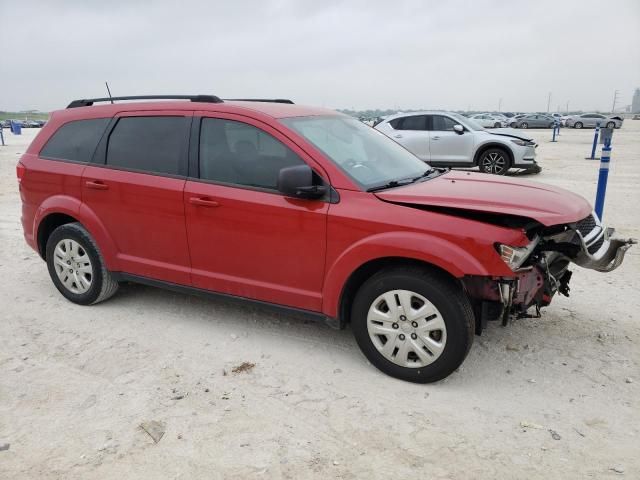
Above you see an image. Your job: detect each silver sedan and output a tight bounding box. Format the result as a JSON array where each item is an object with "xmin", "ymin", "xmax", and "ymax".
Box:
[{"xmin": 565, "ymin": 113, "xmax": 623, "ymax": 129}]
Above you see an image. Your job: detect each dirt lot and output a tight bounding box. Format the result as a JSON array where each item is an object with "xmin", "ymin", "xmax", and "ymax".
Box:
[{"xmin": 1, "ymin": 122, "xmax": 638, "ymax": 479}]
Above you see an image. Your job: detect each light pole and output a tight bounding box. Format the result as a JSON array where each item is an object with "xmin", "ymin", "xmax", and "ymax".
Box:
[
  {"xmin": 498, "ymin": 98, "xmax": 502, "ymax": 112},
  {"xmin": 547, "ymin": 92, "xmax": 551, "ymax": 113}
]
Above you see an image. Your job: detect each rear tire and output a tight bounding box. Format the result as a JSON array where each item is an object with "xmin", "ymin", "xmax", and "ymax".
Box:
[
  {"xmin": 520, "ymin": 122, "xmax": 528, "ymax": 129},
  {"xmin": 493, "ymin": 122, "xmax": 501, "ymax": 128},
  {"xmin": 574, "ymin": 121, "xmax": 583, "ymax": 129},
  {"xmin": 46, "ymin": 222, "xmax": 119, "ymax": 305},
  {"xmin": 351, "ymin": 267, "xmax": 474, "ymax": 383}
]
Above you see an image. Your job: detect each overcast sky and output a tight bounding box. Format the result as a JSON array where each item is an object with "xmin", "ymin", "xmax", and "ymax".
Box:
[{"xmin": 2, "ymin": 0, "xmax": 639, "ymax": 113}]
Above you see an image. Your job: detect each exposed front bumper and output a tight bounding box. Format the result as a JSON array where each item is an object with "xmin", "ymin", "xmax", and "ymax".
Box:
[{"xmin": 574, "ymin": 227, "xmax": 636, "ymax": 272}]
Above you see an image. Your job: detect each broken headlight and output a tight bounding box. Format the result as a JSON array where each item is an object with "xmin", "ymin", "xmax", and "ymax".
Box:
[{"xmin": 496, "ymin": 238, "xmax": 539, "ymax": 271}]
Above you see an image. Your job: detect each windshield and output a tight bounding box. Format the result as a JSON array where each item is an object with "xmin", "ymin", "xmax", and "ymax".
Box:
[
  {"xmin": 281, "ymin": 116, "xmax": 430, "ymax": 190},
  {"xmin": 449, "ymin": 112, "xmax": 485, "ymax": 131}
]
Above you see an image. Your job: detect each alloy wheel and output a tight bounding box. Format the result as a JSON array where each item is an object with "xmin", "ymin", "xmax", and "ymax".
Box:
[
  {"xmin": 481, "ymin": 152, "xmax": 507, "ymax": 174},
  {"xmin": 366, "ymin": 289, "xmax": 447, "ymax": 368},
  {"xmin": 53, "ymin": 239, "xmax": 93, "ymax": 294}
]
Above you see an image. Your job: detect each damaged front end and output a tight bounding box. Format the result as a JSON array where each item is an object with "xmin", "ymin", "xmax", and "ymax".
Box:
[{"xmin": 464, "ymin": 212, "xmax": 636, "ymax": 333}]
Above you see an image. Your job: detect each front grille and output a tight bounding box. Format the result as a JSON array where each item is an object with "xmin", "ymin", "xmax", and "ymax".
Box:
[
  {"xmin": 588, "ymin": 234, "xmax": 605, "ymax": 255},
  {"xmin": 576, "ymin": 215, "xmax": 596, "ymax": 238}
]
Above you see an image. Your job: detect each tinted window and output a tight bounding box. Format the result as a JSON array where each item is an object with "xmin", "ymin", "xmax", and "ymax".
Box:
[
  {"xmin": 431, "ymin": 115, "xmax": 458, "ymax": 131},
  {"xmin": 106, "ymin": 117, "xmax": 188, "ymax": 175},
  {"xmin": 394, "ymin": 115, "xmax": 427, "ymax": 131},
  {"xmin": 199, "ymin": 118, "xmax": 305, "ymax": 190},
  {"xmin": 40, "ymin": 118, "xmax": 109, "ymax": 163}
]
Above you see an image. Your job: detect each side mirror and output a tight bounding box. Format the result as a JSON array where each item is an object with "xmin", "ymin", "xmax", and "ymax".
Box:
[
  {"xmin": 277, "ymin": 165, "xmax": 327, "ymax": 200},
  {"xmin": 453, "ymin": 124, "xmax": 464, "ymax": 135}
]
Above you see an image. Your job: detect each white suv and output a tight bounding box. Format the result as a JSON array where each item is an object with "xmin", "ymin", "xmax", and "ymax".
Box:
[{"xmin": 375, "ymin": 111, "xmax": 539, "ymax": 175}]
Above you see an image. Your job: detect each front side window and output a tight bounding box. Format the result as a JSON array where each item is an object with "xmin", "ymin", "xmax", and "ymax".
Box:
[
  {"xmin": 431, "ymin": 115, "xmax": 458, "ymax": 131},
  {"xmin": 106, "ymin": 116, "xmax": 189, "ymax": 175},
  {"xmin": 281, "ymin": 116, "xmax": 428, "ymax": 190},
  {"xmin": 199, "ymin": 118, "xmax": 305, "ymax": 190},
  {"xmin": 40, "ymin": 118, "xmax": 110, "ymax": 163}
]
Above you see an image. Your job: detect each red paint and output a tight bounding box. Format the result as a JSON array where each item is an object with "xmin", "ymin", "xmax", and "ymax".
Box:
[{"xmin": 19, "ymin": 100, "xmax": 595, "ymax": 320}]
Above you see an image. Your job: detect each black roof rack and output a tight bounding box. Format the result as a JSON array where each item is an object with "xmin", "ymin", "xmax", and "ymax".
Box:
[
  {"xmin": 225, "ymin": 98, "xmax": 294, "ymax": 104},
  {"xmin": 67, "ymin": 95, "xmax": 223, "ymax": 109}
]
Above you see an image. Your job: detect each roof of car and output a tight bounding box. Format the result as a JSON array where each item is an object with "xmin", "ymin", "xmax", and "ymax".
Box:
[
  {"xmin": 382, "ymin": 111, "xmax": 460, "ymax": 121},
  {"xmin": 51, "ymin": 99, "xmax": 340, "ymax": 123}
]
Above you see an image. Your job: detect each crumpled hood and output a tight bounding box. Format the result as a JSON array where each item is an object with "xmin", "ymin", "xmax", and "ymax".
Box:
[
  {"xmin": 485, "ymin": 128, "xmax": 534, "ymax": 142},
  {"xmin": 375, "ymin": 171, "xmax": 592, "ymax": 226}
]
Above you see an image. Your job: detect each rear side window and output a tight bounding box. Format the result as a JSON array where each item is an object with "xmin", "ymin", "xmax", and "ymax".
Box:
[
  {"xmin": 106, "ymin": 116, "xmax": 189, "ymax": 176},
  {"xmin": 390, "ymin": 115, "xmax": 427, "ymax": 131},
  {"xmin": 40, "ymin": 118, "xmax": 109, "ymax": 163}
]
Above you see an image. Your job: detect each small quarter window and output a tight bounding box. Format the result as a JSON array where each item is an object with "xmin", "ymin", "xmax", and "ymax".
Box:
[{"xmin": 40, "ymin": 118, "xmax": 110, "ymax": 163}]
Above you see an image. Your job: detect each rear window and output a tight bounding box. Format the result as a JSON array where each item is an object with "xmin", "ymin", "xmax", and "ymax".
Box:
[
  {"xmin": 106, "ymin": 116, "xmax": 189, "ymax": 176},
  {"xmin": 389, "ymin": 115, "xmax": 427, "ymax": 131},
  {"xmin": 40, "ymin": 118, "xmax": 110, "ymax": 163}
]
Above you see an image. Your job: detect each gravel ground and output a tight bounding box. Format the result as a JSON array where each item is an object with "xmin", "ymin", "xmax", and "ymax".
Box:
[{"xmin": 0, "ymin": 122, "xmax": 638, "ymax": 479}]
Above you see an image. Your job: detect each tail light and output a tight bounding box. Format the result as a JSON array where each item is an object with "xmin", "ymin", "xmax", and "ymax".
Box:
[{"xmin": 16, "ymin": 162, "xmax": 25, "ymax": 183}]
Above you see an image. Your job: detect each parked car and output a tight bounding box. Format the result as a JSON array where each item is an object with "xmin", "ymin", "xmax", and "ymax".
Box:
[
  {"xmin": 375, "ymin": 111, "xmax": 539, "ymax": 175},
  {"xmin": 508, "ymin": 114, "xmax": 526, "ymax": 127},
  {"xmin": 17, "ymin": 95, "xmax": 634, "ymax": 383},
  {"xmin": 565, "ymin": 113, "xmax": 623, "ymax": 129},
  {"xmin": 512, "ymin": 114, "xmax": 556, "ymax": 129},
  {"xmin": 468, "ymin": 114, "xmax": 506, "ymax": 128}
]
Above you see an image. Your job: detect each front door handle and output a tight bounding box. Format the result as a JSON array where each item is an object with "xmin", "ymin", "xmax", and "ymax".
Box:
[
  {"xmin": 189, "ymin": 197, "xmax": 220, "ymax": 208},
  {"xmin": 393, "ymin": 134, "xmax": 403, "ymax": 139},
  {"xmin": 432, "ymin": 136, "xmax": 441, "ymax": 140},
  {"xmin": 85, "ymin": 180, "xmax": 109, "ymax": 190}
]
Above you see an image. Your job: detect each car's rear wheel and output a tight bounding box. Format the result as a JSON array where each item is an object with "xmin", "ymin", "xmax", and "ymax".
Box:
[
  {"xmin": 479, "ymin": 148, "xmax": 510, "ymax": 175},
  {"xmin": 520, "ymin": 122, "xmax": 528, "ymax": 129},
  {"xmin": 606, "ymin": 121, "xmax": 615, "ymax": 129},
  {"xmin": 493, "ymin": 122, "xmax": 501, "ymax": 128},
  {"xmin": 509, "ymin": 122, "xmax": 517, "ymax": 128},
  {"xmin": 46, "ymin": 222, "xmax": 119, "ymax": 305},
  {"xmin": 351, "ymin": 267, "xmax": 474, "ymax": 383},
  {"xmin": 574, "ymin": 121, "xmax": 583, "ymax": 129}
]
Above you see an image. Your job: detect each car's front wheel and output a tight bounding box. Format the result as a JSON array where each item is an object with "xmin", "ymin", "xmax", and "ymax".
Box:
[
  {"xmin": 46, "ymin": 222, "xmax": 119, "ymax": 305},
  {"xmin": 493, "ymin": 122, "xmax": 501, "ymax": 128},
  {"xmin": 479, "ymin": 148, "xmax": 510, "ymax": 175},
  {"xmin": 574, "ymin": 121, "xmax": 583, "ymax": 129},
  {"xmin": 351, "ymin": 267, "xmax": 474, "ymax": 383},
  {"xmin": 606, "ymin": 121, "xmax": 615, "ymax": 129}
]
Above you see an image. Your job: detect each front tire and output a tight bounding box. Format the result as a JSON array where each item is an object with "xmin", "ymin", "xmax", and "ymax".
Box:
[
  {"xmin": 46, "ymin": 222, "xmax": 119, "ymax": 305},
  {"xmin": 351, "ymin": 267, "xmax": 474, "ymax": 383},
  {"xmin": 574, "ymin": 121, "xmax": 583, "ymax": 129},
  {"xmin": 520, "ymin": 122, "xmax": 528, "ymax": 129},
  {"xmin": 479, "ymin": 148, "xmax": 511, "ymax": 175},
  {"xmin": 606, "ymin": 121, "xmax": 615, "ymax": 129}
]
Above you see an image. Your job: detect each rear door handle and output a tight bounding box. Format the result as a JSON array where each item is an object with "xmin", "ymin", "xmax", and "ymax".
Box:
[
  {"xmin": 393, "ymin": 134, "xmax": 403, "ymax": 139},
  {"xmin": 432, "ymin": 136, "xmax": 441, "ymax": 140},
  {"xmin": 85, "ymin": 180, "xmax": 109, "ymax": 190},
  {"xmin": 189, "ymin": 197, "xmax": 220, "ymax": 208}
]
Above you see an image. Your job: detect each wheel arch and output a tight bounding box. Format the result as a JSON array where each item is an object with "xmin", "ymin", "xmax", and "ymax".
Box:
[
  {"xmin": 473, "ymin": 142, "xmax": 514, "ymax": 167},
  {"xmin": 34, "ymin": 196, "xmax": 119, "ymax": 269},
  {"xmin": 322, "ymin": 231, "xmax": 492, "ymax": 325}
]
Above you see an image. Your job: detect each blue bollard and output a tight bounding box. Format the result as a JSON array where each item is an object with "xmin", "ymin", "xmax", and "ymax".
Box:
[
  {"xmin": 0, "ymin": 126, "xmax": 4, "ymax": 146},
  {"xmin": 594, "ymin": 139, "xmax": 611, "ymax": 221},
  {"xmin": 551, "ymin": 122, "xmax": 557, "ymax": 142},
  {"xmin": 588, "ymin": 122, "xmax": 600, "ymax": 160}
]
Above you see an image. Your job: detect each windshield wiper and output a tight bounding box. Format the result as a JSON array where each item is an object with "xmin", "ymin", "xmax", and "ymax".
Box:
[{"xmin": 366, "ymin": 168, "xmax": 436, "ymax": 192}]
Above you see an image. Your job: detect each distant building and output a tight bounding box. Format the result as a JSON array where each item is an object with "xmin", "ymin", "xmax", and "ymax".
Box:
[{"xmin": 633, "ymin": 88, "xmax": 640, "ymax": 113}]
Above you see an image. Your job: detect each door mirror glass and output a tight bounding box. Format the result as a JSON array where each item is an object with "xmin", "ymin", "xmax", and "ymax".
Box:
[
  {"xmin": 453, "ymin": 124, "xmax": 464, "ymax": 134},
  {"xmin": 277, "ymin": 165, "xmax": 326, "ymax": 199}
]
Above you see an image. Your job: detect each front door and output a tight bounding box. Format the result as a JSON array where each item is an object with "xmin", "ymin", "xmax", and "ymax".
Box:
[
  {"xmin": 427, "ymin": 115, "xmax": 475, "ymax": 165},
  {"xmin": 184, "ymin": 114, "xmax": 329, "ymax": 312}
]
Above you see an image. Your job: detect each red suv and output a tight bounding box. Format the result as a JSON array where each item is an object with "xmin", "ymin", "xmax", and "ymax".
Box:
[{"xmin": 18, "ymin": 95, "xmax": 634, "ymax": 382}]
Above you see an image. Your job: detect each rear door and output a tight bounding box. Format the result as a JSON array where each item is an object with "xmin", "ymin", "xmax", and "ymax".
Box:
[
  {"xmin": 82, "ymin": 111, "xmax": 192, "ymax": 285},
  {"xmin": 387, "ymin": 115, "xmax": 429, "ymax": 161},
  {"xmin": 427, "ymin": 115, "xmax": 474, "ymax": 165},
  {"xmin": 183, "ymin": 113, "xmax": 329, "ymax": 311}
]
